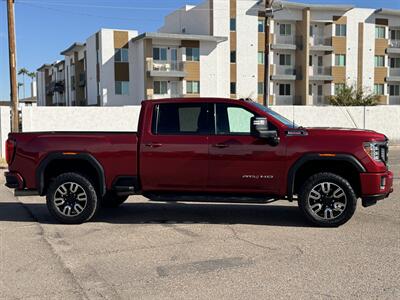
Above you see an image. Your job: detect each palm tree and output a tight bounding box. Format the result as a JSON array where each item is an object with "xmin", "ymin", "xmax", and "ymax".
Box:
[
  {"xmin": 28, "ymin": 72, "xmax": 36, "ymax": 98},
  {"xmin": 18, "ymin": 68, "xmax": 29, "ymax": 99},
  {"xmin": 17, "ymin": 82, "xmax": 24, "ymax": 99}
]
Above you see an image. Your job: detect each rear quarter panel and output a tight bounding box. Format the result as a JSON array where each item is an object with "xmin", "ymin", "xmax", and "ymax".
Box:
[{"xmin": 8, "ymin": 132, "xmax": 138, "ymax": 191}]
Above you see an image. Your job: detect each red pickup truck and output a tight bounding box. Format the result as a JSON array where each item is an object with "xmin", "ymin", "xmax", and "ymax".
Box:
[{"xmin": 5, "ymin": 98, "xmax": 393, "ymax": 226}]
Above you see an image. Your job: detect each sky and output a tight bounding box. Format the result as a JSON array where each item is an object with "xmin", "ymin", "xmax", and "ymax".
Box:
[{"xmin": 1, "ymin": 0, "xmax": 400, "ymax": 100}]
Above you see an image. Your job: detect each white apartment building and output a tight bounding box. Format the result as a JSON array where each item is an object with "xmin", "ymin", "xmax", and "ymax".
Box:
[{"xmin": 37, "ymin": 1, "xmax": 400, "ymax": 106}]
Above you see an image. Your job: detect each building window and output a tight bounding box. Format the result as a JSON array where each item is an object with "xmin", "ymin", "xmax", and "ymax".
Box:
[
  {"xmin": 389, "ymin": 85, "xmax": 400, "ymax": 96},
  {"xmin": 258, "ymin": 82, "xmax": 264, "ymax": 95},
  {"xmin": 279, "ymin": 84, "xmax": 291, "ymax": 96},
  {"xmin": 375, "ymin": 26, "xmax": 386, "ymax": 39},
  {"xmin": 279, "ymin": 54, "xmax": 291, "ymax": 66},
  {"xmin": 279, "ymin": 24, "xmax": 292, "ymax": 36},
  {"xmin": 230, "ymin": 82, "xmax": 236, "ymax": 94},
  {"xmin": 258, "ymin": 51, "xmax": 264, "ymax": 64},
  {"xmin": 375, "ymin": 56, "xmax": 385, "ymax": 67},
  {"xmin": 115, "ymin": 81, "xmax": 129, "ymax": 95},
  {"xmin": 258, "ymin": 20, "xmax": 265, "ymax": 33},
  {"xmin": 374, "ymin": 84, "xmax": 384, "ymax": 95},
  {"xmin": 390, "ymin": 29, "xmax": 400, "ymax": 40},
  {"xmin": 334, "ymin": 83, "xmax": 345, "ymax": 95},
  {"xmin": 187, "ymin": 81, "xmax": 200, "ymax": 94},
  {"xmin": 96, "ymin": 49, "xmax": 100, "ymax": 64},
  {"xmin": 230, "ymin": 51, "xmax": 236, "ymax": 63},
  {"xmin": 309, "ymin": 55, "xmax": 313, "ymax": 66},
  {"xmin": 153, "ymin": 47, "xmax": 167, "ymax": 61},
  {"xmin": 390, "ymin": 57, "xmax": 400, "ymax": 68},
  {"xmin": 335, "ymin": 54, "xmax": 346, "ymax": 66},
  {"xmin": 230, "ymin": 18, "xmax": 236, "ymax": 31},
  {"xmin": 115, "ymin": 48, "xmax": 129, "ymax": 62},
  {"xmin": 186, "ymin": 47, "xmax": 200, "ymax": 61},
  {"xmin": 71, "ymin": 76, "xmax": 75, "ymax": 90},
  {"xmin": 335, "ymin": 24, "xmax": 346, "ymax": 37},
  {"xmin": 154, "ymin": 81, "xmax": 168, "ymax": 95}
]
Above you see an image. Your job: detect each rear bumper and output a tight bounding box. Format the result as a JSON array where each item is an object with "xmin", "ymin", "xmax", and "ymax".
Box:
[
  {"xmin": 360, "ymin": 170, "xmax": 393, "ymax": 207},
  {"xmin": 5, "ymin": 171, "xmax": 24, "ymax": 189}
]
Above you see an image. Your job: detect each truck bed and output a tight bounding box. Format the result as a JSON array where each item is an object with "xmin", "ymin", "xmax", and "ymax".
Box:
[{"xmin": 8, "ymin": 131, "xmax": 138, "ymax": 192}]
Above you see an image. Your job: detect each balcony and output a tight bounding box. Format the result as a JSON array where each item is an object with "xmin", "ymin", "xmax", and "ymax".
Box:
[
  {"xmin": 387, "ymin": 40, "xmax": 400, "ymax": 54},
  {"xmin": 271, "ymin": 34, "xmax": 297, "ymax": 50},
  {"xmin": 146, "ymin": 58, "xmax": 186, "ymax": 77},
  {"xmin": 271, "ymin": 65, "xmax": 297, "ymax": 81},
  {"xmin": 309, "ymin": 95, "xmax": 329, "ymax": 105},
  {"xmin": 310, "ymin": 36, "xmax": 333, "ymax": 52},
  {"xmin": 386, "ymin": 68, "xmax": 400, "ymax": 82},
  {"xmin": 309, "ymin": 66, "xmax": 333, "ymax": 81}
]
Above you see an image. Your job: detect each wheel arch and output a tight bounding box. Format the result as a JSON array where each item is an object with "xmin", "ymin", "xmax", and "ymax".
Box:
[
  {"xmin": 36, "ymin": 152, "xmax": 106, "ymax": 197},
  {"xmin": 287, "ymin": 154, "xmax": 366, "ymax": 201}
]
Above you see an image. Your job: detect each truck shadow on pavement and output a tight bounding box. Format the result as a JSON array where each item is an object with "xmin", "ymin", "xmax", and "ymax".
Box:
[{"xmin": 0, "ymin": 201, "xmax": 311, "ymax": 227}]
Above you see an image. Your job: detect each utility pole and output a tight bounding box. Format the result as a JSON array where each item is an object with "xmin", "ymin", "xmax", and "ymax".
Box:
[
  {"xmin": 7, "ymin": 0, "xmax": 19, "ymax": 132},
  {"xmin": 263, "ymin": 0, "xmax": 272, "ymax": 107}
]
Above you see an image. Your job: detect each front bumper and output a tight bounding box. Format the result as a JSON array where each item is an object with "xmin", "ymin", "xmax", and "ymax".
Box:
[{"xmin": 360, "ymin": 170, "xmax": 393, "ymax": 207}]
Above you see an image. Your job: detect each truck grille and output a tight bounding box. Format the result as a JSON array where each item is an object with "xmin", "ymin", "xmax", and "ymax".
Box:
[{"xmin": 379, "ymin": 141, "xmax": 389, "ymax": 164}]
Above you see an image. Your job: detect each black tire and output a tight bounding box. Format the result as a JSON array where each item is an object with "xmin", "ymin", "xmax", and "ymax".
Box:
[
  {"xmin": 46, "ymin": 172, "xmax": 99, "ymax": 224},
  {"xmin": 298, "ymin": 172, "xmax": 357, "ymax": 227},
  {"xmin": 101, "ymin": 192, "xmax": 128, "ymax": 208}
]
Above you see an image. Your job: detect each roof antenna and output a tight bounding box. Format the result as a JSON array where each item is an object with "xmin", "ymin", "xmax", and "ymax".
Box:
[{"xmin": 292, "ymin": 105, "xmax": 295, "ymax": 128}]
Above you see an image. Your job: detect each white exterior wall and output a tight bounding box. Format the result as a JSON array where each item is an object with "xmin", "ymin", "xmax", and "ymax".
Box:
[
  {"xmin": 0, "ymin": 106, "xmax": 11, "ymax": 158},
  {"xmin": 159, "ymin": 2, "xmax": 211, "ymax": 35},
  {"xmin": 131, "ymin": 39, "xmax": 145, "ymax": 104},
  {"xmin": 36, "ymin": 72, "xmax": 46, "ymax": 106},
  {"xmin": 99, "ymin": 29, "xmax": 138, "ymax": 106},
  {"xmin": 86, "ymin": 34, "xmax": 98, "ymax": 106},
  {"xmin": 212, "ymin": 0, "xmax": 230, "ymax": 98},
  {"xmin": 236, "ymin": 0, "xmax": 258, "ymax": 99}
]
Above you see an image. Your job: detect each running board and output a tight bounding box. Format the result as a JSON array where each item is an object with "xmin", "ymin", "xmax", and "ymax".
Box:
[{"xmin": 144, "ymin": 193, "xmax": 276, "ymax": 204}]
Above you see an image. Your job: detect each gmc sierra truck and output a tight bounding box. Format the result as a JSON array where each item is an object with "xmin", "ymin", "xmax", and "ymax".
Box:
[{"xmin": 5, "ymin": 98, "xmax": 393, "ymax": 226}]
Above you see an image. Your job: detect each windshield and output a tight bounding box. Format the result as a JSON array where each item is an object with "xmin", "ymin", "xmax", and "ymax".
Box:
[{"xmin": 249, "ymin": 102, "xmax": 298, "ymax": 128}]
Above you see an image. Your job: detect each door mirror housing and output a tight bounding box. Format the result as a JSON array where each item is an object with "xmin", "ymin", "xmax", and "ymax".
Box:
[{"xmin": 251, "ymin": 117, "xmax": 280, "ymax": 146}]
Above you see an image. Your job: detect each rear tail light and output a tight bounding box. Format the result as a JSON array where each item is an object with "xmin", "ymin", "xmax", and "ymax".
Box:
[{"xmin": 5, "ymin": 139, "xmax": 16, "ymax": 165}]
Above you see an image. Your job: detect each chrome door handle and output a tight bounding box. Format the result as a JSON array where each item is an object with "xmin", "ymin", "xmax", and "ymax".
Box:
[
  {"xmin": 145, "ymin": 143, "xmax": 163, "ymax": 148},
  {"xmin": 213, "ymin": 144, "xmax": 229, "ymax": 148}
]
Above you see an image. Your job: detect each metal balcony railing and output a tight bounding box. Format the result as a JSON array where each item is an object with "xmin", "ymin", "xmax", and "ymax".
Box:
[
  {"xmin": 389, "ymin": 68, "xmax": 400, "ymax": 76},
  {"xmin": 78, "ymin": 73, "xmax": 86, "ymax": 87},
  {"xmin": 389, "ymin": 40, "xmax": 400, "ymax": 48},
  {"xmin": 147, "ymin": 59, "xmax": 184, "ymax": 72},
  {"xmin": 310, "ymin": 66, "xmax": 332, "ymax": 76},
  {"xmin": 274, "ymin": 35, "xmax": 296, "ymax": 45},
  {"xmin": 275, "ymin": 66, "xmax": 296, "ymax": 75},
  {"xmin": 310, "ymin": 36, "xmax": 332, "ymax": 46}
]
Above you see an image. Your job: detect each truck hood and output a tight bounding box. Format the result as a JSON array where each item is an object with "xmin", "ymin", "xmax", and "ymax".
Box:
[{"xmin": 303, "ymin": 127, "xmax": 387, "ymax": 141}]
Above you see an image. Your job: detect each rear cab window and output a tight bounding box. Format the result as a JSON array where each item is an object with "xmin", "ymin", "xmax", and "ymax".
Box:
[{"xmin": 152, "ymin": 103, "xmax": 210, "ymax": 135}]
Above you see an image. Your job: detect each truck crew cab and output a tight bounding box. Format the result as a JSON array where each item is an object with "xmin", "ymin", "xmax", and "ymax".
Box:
[{"xmin": 5, "ymin": 98, "xmax": 393, "ymax": 226}]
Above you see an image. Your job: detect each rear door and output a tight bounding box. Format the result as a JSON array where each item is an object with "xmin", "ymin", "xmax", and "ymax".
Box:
[
  {"xmin": 207, "ymin": 102, "xmax": 284, "ymax": 194},
  {"xmin": 139, "ymin": 102, "xmax": 211, "ymax": 192}
]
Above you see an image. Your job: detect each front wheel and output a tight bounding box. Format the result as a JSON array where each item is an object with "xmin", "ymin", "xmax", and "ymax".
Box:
[
  {"xmin": 46, "ymin": 172, "xmax": 99, "ymax": 224},
  {"xmin": 298, "ymin": 172, "xmax": 357, "ymax": 227}
]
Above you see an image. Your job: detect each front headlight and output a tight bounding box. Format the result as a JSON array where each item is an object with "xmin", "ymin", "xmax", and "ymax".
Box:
[{"xmin": 363, "ymin": 142, "xmax": 381, "ymax": 161}]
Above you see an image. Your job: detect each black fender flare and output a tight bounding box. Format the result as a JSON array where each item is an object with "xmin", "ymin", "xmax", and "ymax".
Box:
[
  {"xmin": 287, "ymin": 153, "xmax": 366, "ymax": 201},
  {"xmin": 36, "ymin": 152, "xmax": 106, "ymax": 196}
]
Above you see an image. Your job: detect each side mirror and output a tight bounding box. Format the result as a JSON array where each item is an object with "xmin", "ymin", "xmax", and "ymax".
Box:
[{"xmin": 251, "ymin": 117, "xmax": 280, "ymax": 146}]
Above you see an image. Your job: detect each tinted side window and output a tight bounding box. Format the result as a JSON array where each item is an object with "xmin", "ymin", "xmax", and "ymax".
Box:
[
  {"xmin": 215, "ymin": 104, "xmax": 255, "ymax": 135},
  {"xmin": 153, "ymin": 103, "xmax": 209, "ymax": 135}
]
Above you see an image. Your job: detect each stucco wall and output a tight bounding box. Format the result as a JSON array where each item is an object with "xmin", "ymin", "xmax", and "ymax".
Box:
[
  {"xmin": 20, "ymin": 105, "xmax": 400, "ymax": 144},
  {"xmin": 272, "ymin": 105, "xmax": 400, "ymax": 144},
  {"xmin": 21, "ymin": 106, "xmax": 140, "ymax": 132}
]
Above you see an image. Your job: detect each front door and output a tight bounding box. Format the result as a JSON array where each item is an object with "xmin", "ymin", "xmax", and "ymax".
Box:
[
  {"xmin": 207, "ymin": 103, "xmax": 284, "ymax": 194},
  {"xmin": 140, "ymin": 102, "xmax": 211, "ymax": 192}
]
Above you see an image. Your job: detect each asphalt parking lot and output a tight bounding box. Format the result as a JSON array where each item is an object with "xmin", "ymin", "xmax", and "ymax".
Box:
[{"xmin": 1, "ymin": 148, "xmax": 399, "ymax": 299}]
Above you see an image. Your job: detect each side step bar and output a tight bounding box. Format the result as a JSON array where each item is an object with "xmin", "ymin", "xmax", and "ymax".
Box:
[{"xmin": 144, "ymin": 193, "xmax": 276, "ymax": 204}]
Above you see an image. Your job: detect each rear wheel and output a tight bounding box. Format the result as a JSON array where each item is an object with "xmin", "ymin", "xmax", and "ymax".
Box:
[
  {"xmin": 46, "ymin": 172, "xmax": 99, "ymax": 224},
  {"xmin": 101, "ymin": 192, "xmax": 128, "ymax": 208},
  {"xmin": 298, "ymin": 172, "xmax": 357, "ymax": 227}
]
